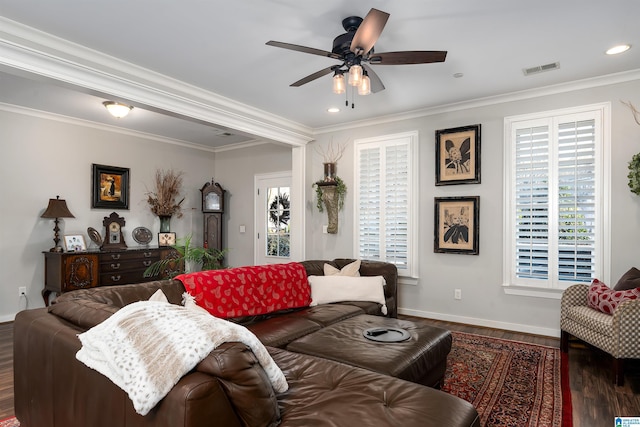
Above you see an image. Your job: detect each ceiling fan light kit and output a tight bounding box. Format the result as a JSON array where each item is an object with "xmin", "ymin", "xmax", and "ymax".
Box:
[{"xmin": 266, "ymin": 8, "xmax": 447, "ymax": 107}]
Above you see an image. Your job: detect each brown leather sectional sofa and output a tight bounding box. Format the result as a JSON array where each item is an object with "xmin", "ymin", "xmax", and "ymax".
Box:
[{"xmin": 14, "ymin": 259, "xmax": 480, "ymax": 427}]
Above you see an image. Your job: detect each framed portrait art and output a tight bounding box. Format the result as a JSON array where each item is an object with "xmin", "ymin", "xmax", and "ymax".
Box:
[
  {"xmin": 158, "ymin": 232, "xmax": 176, "ymax": 247},
  {"xmin": 435, "ymin": 124, "xmax": 481, "ymax": 185},
  {"xmin": 92, "ymin": 164, "xmax": 130, "ymax": 209},
  {"xmin": 434, "ymin": 196, "xmax": 479, "ymax": 255}
]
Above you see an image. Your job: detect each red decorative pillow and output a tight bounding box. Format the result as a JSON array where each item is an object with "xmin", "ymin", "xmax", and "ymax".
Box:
[
  {"xmin": 587, "ymin": 279, "xmax": 640, "ymax": 314},
  {"xmin": 175, "ymin": 262, "xmax": 311, "ymax": 319}
]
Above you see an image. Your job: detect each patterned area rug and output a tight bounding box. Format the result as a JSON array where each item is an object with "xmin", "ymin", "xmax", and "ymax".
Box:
[
  {"xmin": 443, "ymin": 331, "xmax": 572, "ymax": 427},
  {"xmin": 0, "ymin": 418, "xmax": 18, "ymax": 427}
]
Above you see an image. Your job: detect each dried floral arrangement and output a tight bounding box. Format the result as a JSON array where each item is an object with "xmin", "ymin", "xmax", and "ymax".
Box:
[{"xmin": 146, "ymin": 169, "xmax": 185, "ymax": 217}]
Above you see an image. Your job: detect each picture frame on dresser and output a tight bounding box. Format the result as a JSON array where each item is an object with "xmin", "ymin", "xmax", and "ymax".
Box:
[
  {"xmin": 158, "ymin": 232, "xmax": 177, "ymax": 247},
  {"xmin": 435, "ymin": 124, "xmax": 481, "ymax": 185},
  {"xmin": 434, "ymin": 196, "xmax": 480, "ymax": 255},
  {"xmin": 92, "ymin": 163, "xmax": 130, "ymax": 209},
  {"xmin": 63, "ymin": 234, "xmax": 86, "ymax": 252}
]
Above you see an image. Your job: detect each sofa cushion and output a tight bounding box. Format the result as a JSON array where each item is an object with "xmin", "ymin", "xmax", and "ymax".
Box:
[
  {"xmin": 247, "ymin": 316, "xmax": 321, "ymax": 348},
  {"xmin": 196, "ymin": 342, "xmax": 280, "ymax": 427},
  {"xmin": 324, "ymin": 259, "xmax": 360, "ymax": 276},
  {"xmin": 587, "ymin": 279, "xmax": 640, "ymax": 314},
  {"xmin": 176, "ymin": 263, "xmax": 311, "ymax": 319},
  {"xmin": 563, "ymin": 305, "xmax": 614, "ymax": 336},
  {"xmin": 613, "ymin": 267, "xmax": 640, "ymax": 291},
  {"xmin": 308, "ymin": 275, "xmax": 388, "ymax": 315}
]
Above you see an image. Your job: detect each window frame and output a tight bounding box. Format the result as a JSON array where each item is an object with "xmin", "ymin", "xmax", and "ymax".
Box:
[
  {"xmin": 502, "ymin": 103, "xmax": 611, "ymax": 298},
  {"xmin": 354, "ymin": 131, "xmax": 419, "ymax": 280}
]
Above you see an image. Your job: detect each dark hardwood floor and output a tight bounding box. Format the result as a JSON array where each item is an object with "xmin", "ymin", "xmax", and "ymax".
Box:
[{"xmin": 1, "ymin": 317, "xmax": 638, "ymax": 425}]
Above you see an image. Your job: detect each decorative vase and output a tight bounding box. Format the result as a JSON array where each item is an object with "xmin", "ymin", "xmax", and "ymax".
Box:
[
  {"xmin": 159, "ymin": 215, "xmax": 172, "ymax": 233},
  {"xmin": 320, "ymin": 184, "xmax": 339, "ymax": 234},
  {"xmin": 323, "ymin": 162, "xmax": 337, "ymax": 182}
]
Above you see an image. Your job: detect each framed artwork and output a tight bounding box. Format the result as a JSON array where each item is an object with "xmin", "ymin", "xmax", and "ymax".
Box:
[
  {"xmin": 64, "ymin": 234, "xmax": 87, "ymax": 252},
  {"xmin": 92, "ymin": 164, "xmax": 130, "ymax": 209},
  {"xmin": 435, "ymin": 124, "xmax": 481, "ymax": 185},
  {"xmin": 158, "ymin": 232, "xmax": 177, "ymax": 247},
  {"xmin": 434, "ymin": 196, "xmax": 479, "ymax": 255}
]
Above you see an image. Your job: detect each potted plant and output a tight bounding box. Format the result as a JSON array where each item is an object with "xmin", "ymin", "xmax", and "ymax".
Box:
[
  {"xmin": 144, "ymin": 234, "xmax": 226, "ymax": 279},
  {"xmin": 146, "ymin": 169, "xmax": 185, "ymax": 232}
]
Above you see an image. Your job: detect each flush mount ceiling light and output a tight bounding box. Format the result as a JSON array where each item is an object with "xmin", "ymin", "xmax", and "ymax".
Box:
[
  {"xmin": 102, "ymin": 101, "xmax": 133, "ymax": 118},
  {"xmin": 606, "ymin": 44, "xmax": 631, "ymax": 55}
]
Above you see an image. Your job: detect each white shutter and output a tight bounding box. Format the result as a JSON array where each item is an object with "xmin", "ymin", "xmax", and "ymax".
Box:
[
  {"xmin": 556, "ymin": 119, "xmax": 596, "ymax": 282},
  {"xmin": 506, "ymin": 105, "xmax": 604, "ymax": 291},
  {"xmin": 358, "ymin": 147, "xmax": 381, "ymax": 260},
  {"xmin": 355, "ymin": 132, "xmax": 417, "ymax": 277},
  {"xmin": 384, "ymin": 143, "xmax": 409, "ymax": 268},
  {"xmin": 514, "ymin": 125, "xmax": 550, "ymax": 281}
]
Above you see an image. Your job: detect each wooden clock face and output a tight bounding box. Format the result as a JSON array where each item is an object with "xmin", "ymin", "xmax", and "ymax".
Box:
[{"xmin": 201, "ymin": 181, "xmax": 225, "ymax": 213}]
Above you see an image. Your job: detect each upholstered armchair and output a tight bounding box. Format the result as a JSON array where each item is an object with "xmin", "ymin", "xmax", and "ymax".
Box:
[{"xmin": 561, "ymin": 282, "xmax": 640, "ymax": 386}]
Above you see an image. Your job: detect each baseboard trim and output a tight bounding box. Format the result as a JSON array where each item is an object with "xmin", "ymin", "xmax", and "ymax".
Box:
[{"xmin": 398, "ymin": 307, "xmax": 560, "ymax": 338}]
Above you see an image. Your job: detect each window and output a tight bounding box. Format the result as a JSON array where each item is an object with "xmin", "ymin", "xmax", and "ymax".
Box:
[
  {"xmin": 355, "ymin": 131, "xmax": 418, "ymax": 278},
  {"xmin": 503, "ymin": 103, "xmax": 610, "ymax": 296}
]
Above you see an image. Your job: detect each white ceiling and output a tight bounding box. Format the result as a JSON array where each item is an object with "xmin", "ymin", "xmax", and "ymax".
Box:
[{"xmin": 0, "ymin": 0, "xmax": 638, "ymax": 149}]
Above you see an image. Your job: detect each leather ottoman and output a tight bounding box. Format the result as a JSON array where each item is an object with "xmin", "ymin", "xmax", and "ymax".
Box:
[{"xmin": 286, "ymin": 314, "xmax": 452, "ymax": 388}]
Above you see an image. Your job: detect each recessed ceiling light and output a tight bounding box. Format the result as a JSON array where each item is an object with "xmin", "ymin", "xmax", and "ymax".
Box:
[
  {"xmin": 453, "ymin": 73, "xmax": 464, "ymax": 78},
  {"xmin": 327, "ymin": 107, "xmax": 340, "ymax": 113},
  {"xmin": 606, "ymin": 44, "xmax": 631, "ymax": 55}
]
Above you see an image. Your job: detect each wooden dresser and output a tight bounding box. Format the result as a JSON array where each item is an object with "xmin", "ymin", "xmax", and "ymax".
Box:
[{"xmin": 43, "ymin": 246, "xmax": 179, "ymax": 305}]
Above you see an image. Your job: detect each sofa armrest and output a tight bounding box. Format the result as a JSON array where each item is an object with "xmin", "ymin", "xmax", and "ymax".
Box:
[
  {"xmin": 561, "ymin": 284, "xmax": 589, "ymax": 311},
  {"xmin": 14, "ymin": 308, "xmax": 243, "ymax": 427},
  {"xmin": 612, "ymin": 299, "xmax": 640, "ymax": 358}
]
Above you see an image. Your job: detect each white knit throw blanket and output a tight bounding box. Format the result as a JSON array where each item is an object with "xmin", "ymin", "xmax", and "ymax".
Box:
[{"xmin": 76, "ymin": 300, "xmax": 288, "ymax": 416}]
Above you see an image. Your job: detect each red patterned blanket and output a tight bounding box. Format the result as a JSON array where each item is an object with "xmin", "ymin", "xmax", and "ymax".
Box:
[{"xmin": 175, "ymin": 263, "xmax": 311, "ymax": 319}]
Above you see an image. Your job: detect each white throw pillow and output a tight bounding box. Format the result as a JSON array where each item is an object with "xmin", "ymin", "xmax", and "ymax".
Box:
[
  {"xmin": 324, "ymin": 259, "xmax": 361, "ymax": 277},
  {"xmin": 148, "ymin": 289, "xmax": 169, "ymax": 303},
  {"xmin": 308, "ymin": 275, "xmax": 387, "ymax": 315}
]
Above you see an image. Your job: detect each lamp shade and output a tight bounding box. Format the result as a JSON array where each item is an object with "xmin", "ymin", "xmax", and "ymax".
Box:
[
  {"xmin": 103, "ymin": 101, "xmax": 133, "ymax": 118},
  {"xmin": 348, "ymin": 64, "xmax": 363, "ymax": 87},
  {"xmin": 41, "ymin": 196, "xmax": 75, "ymax": 219},
  {"xmin": 358, "ymin": 74, "xmax": 371, "ymax": 96}
]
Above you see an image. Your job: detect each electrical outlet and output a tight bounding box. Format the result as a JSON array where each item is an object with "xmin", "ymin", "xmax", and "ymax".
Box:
[
  {"xmin": 18, "ymin": 286, "xmax": 26, "ymax": 297},
  {"xmin": 454, "ymin": 289, "xmax": 462, "ymax": 300},
  {"xmin": 322, "ymin": 225, "xmax": 328, "ymax": 234}
]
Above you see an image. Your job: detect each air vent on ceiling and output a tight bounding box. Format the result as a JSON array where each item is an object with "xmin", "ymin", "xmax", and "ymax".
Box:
[{"xmin": 523, "ymin": 62, "xmax": 560, "ymax": 76}]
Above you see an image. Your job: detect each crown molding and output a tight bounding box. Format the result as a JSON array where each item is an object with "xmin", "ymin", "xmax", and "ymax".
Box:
[
  {"xmin": 0, "ymin": 17, "xmax": 314, "ymax": 147},
  {"xmin": 314, "ymin": 68, "xmax": 640, "ymax": 134}
]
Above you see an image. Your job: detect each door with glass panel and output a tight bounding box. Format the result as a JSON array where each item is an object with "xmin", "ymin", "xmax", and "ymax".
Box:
[{"xmin": 255, "ymin": 172, "xmax": 292, "ymax": 265}]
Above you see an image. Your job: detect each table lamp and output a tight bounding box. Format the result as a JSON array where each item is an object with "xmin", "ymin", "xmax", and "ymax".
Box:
[{"xmin": 41, "ymin": 195, "xmax": 75, "ymax": 252}]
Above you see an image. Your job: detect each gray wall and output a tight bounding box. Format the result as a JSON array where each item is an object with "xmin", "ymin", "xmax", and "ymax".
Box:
[
  {"xmin": 0, "ymin": 109, "xmax": 218, "ymax": 321},
  {"xmin": 306, "ymin": 78, "xmax": 640, "ymax": 336},
  {"xmin": 213, "ymin": 143, "xmax": 293, "ymax": 268}
]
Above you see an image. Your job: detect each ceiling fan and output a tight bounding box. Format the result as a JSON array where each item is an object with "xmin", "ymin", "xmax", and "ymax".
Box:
[{"xmin": 266, "ymin": 8, "xmax": 447, "ymax": 95}]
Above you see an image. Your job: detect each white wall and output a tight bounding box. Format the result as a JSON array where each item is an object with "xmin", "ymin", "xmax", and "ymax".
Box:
[
  {"xmin": 0, "ymin": 109, "xmax": 218, "ymax": 321},
  {"xmin": 213, "ymin": 143, "xmax": 292, "ymax": 268},
  {"xmin": 306, "ymin": 79, "xmax": 640, "ymax": 337}
]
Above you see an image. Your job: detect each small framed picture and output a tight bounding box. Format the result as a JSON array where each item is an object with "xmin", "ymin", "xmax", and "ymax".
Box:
[
  {"xmin": 92, "ymin": 164, "xmax": 130, "ymax": 209},
  {"xmin": 434, "ymin": 196, "xmax": 480, "ymax": 255},
  {"xmin": 435, "ymin": 124, "xmax": 481, "ymax": 185},
  {"xmin": 64, "ymin": 234, "xmax": 87, "ymax": 252},
  {"xmin": 158, "ymin": 232, "xmax": 177, "ymax": 247}
]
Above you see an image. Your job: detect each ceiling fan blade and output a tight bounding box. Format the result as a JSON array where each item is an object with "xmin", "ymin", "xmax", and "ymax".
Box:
[
  {"xmin": 369, "ymin": 51, "xmax": 447, "ymax": 65},
  {"xmin": 362, "ymin": 64, "xmax": 385, "ymax": 93},
  {"xmin": 266, "ymin": 41, "xmax": 343, "ymax": 60},
  {"xmin": 290, "ymin": 66, "xmax": 337, "ymax": 87},
  {"xmin": 350, "ymin": 8, "xmax": 389, "ymax": 56}
]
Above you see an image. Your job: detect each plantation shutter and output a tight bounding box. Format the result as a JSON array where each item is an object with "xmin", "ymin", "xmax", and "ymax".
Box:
[
  {"xmin": 556, "ymin": 119, "xmax": 596, "ymax": 282},
  {"xmin": 358, "ymin": 147, "xmax": 381, "ymax": 260},
  {"xmin": 514, "ymin": 125, "xmax": 550, "ymax": 281},
  {"xmin": 512, "ymin": 115, "xmax": 597, "ymax": 286},
  {"xmin": 356, "ymin": 133, "xmax": 415, "ymax": 275},
  {"xmin": 384, "ymin": 143, "xmax": 409, "ymax": 269}
]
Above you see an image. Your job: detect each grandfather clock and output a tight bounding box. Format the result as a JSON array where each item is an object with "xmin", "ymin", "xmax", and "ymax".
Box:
[{"xmin": 200, "ymin": 180, "xmax": 225, "ymax": 251}]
